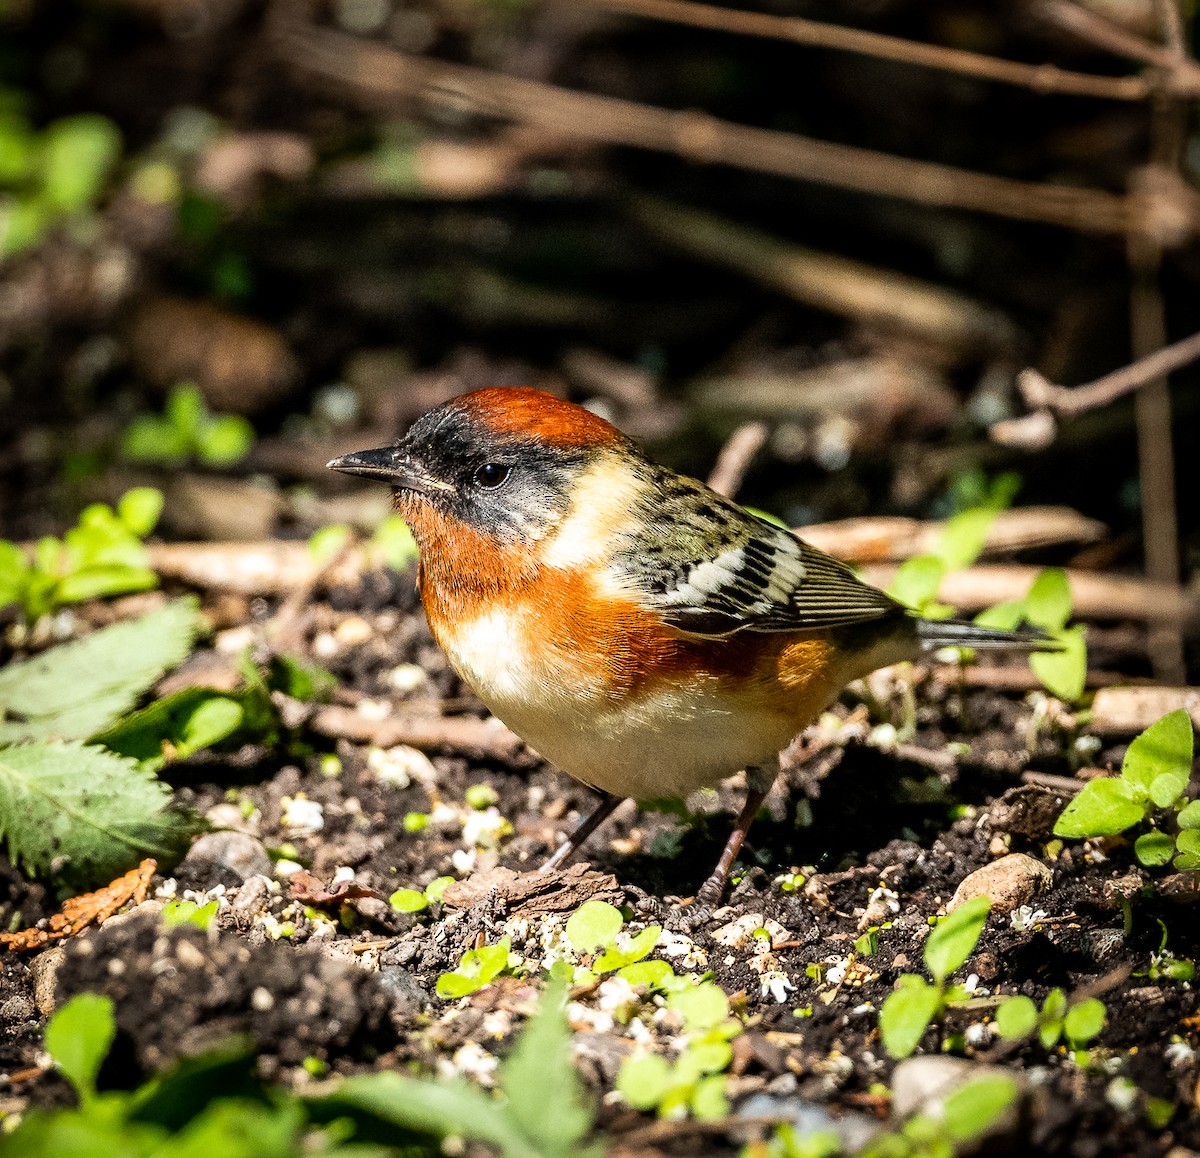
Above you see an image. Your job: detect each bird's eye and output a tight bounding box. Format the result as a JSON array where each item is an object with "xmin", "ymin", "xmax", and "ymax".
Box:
[{"xmin": 473, "ymin": 462, "xmax": 511, "ymax": 489}]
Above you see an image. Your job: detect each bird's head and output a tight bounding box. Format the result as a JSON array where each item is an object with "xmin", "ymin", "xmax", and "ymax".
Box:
[{"xmin": 328, "ymin": 387, "xmax": 639, "ymax": 546}]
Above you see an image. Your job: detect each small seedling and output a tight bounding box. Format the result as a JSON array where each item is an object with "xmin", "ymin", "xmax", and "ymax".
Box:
[
  {"xmin": 436, "ymin": 935, "xmax": 517, "ymax": 998},
  {"xmin": 389, "ymin": 875, "xmax": 454, "ymax": 914},
  {"xmin": 565, "ymin": 900, "xmax": 665, "ymax": 982},
  {"xmin": 878, "ymin": 896, "xmax": 990, "ymax": 1059},
  {"xmin": 1054, "ymin": 709, "xmax": 1197, "ymax": 870},
  {"xmin": 616, "ymin": 978, "xmax": 743, "ymax": 1121},
  {"xmin": 0, "ymin": 488, "xmax": 163, "ymax": 623},
  {"xmin": 994, "ymin": 988, "xmax": 1105, "ymax": 1051},
  {"xmin": 122, "ymin": 383, "xmax": 254, "ymax": 468},
  {"xmin": 161, "ymin": 899, "xmax": 219, "ymax": 930}
]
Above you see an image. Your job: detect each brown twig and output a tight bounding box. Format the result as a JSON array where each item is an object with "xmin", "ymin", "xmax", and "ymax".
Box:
[
  {"xmin": 706, "ymin": 421, "xmax": 769, "ymax": 499},
  {"xmin": 270, "ymin": 11, "xmax": 1139, "ymax": 234},
  {"xmin": 583, "ymin": 0, "xmax": 1151, "ymax": 100},
  {"xmin": 1015, "ymin": 325, "xmax": 1200, "ymax": 419},
  {"xmin": 308, "ymin": 704, "xmax": 529, "ymax": 762},
  {"xmin": 857, "ymin": 562, "xmax": 1197, "ymax": 626}
]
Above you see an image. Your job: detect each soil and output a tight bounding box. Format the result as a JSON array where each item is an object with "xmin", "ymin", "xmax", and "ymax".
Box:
[{"xmin": 0, "ymin": 570, "xmax": 1196, "ymax": 1156}]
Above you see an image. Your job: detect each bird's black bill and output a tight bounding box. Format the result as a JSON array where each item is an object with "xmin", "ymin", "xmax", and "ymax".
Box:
[{"xmin": 327, "ymin": 446, "xmax": 446, "ymax": 495}]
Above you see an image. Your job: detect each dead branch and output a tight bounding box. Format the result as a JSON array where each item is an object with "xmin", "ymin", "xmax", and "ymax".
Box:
[
  {"xmin": 629, "ymin": 196, "xmax": 1016, "ymax": 354},
  {"xmin": 798, "ymin": 506, "xmax": 1106, "ymax": 562},
  {"xmin": 706, "ymin": 421, "xmax": 769, "ymax": 499},
  {"xmin": 582, "ymin": 0, "xmax": 1151, "ymax": 101},
  {"xmin": 308, "ymin": 704, "xmax": 529, "ymax": 762},
  {"xmin": 149, "ymin": 540, "xmax": 366, "ymax": 594},
  {"xmin": 269, "ymin": 10, "xmax": 1139, "ymax": 234},
  {"xmin": 1089, "ymin": 684, "xmax": 1200, "ymax": 734},
  {"xmin": 858, "ymin": 562, "xmax": 1198, "ymax": 626},
  {"xmin": 1015, "ymin": 325, "xmax": 1200, "ymax": 419}
]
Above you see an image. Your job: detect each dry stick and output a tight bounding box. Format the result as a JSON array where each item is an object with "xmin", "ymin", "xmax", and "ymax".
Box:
[
  {"xmin": 1017, "ymin": 325, "xmax": 1200, "ymax": 418},
  {"xmin": 706, "ymin": 420, "xmax": 769, "ymax": 499},
  {"xmin": 1043, "ymin": 0, "xmax": 1200, "ymax": 92},
  {"xmin": 270, "ymin": 16, "xmax": 1136, "ymax": 234},
  {"xmin": 630, "ymin": 196, "xmax": 1015, "ymax": 352},
  {"xmin": 584, "ymin": 0, "xmax": 1150, "ymax": 100},
  {"xmin": 309, "ymin": 704, "xmax": 528, "ymax": 762}
]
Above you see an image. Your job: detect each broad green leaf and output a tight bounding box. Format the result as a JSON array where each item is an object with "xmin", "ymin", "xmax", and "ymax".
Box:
[
  {"xmin": 1174, "ymin": 829, "xmax": 1200, "ymax": 870},
  {"xmin": 616, "ymin": 1054, "xmax": 672, "ymax": 1111},
  {"xmin": 1123, "ymin": 709, "xmax": 1194, "ymax": 805},
  {"xmin": 941, "ymin": 1074, "xmax": 1019, "ymax": 1143},
  {"xmin": 689, "ymin": 1074, "xmax": 730, "ymax": 1121},
  {"xmin": 122, "ymin": 415, "xmax": 189, "ymax": 464},
  {"xmin": 880, "ymin": 976, "xmax": 940, "ymax": 1059},
  {"xmin": 1023, "ymin": 568, "xmax": 1072, "ymax": 632},
  {"xmin": 167, "ymin": 383, "xmax": 207, "ymax": 437},
  {"xmin": 44, "ymin": 993, "xmax": 115, "ymax": 1103},
  {"xmin": 197, "ymin": 415, "xmax": 254, "ymax": 467},
  {"xmin": 1054, "ymin": 778, "xmax": 1145, "ymax": 839},
  {"xmin": 117, "ymin": 487, "xmax": 164, "ymax": 537},
  {"xmin": 500, "ymin": 976, "xmax": 594, "ymax": 1154},
  {"xmin": 0, "ymin": 193, "xmax": 49, "ymax": 258},
  {"xmin": 434, "ymin": 973, "xmax": 477, "ymax": 999},
  {"xmin": 924, "ymin": 896, "xmax": 989, "ymax": 984},
  {"xmin": 617, "ymin": 959, "xmax": 674, "ymax": 989},
  {"xmin": 974, "ymin": 600, "xmax": 1024, "ymax": 632},
  {"xmin": 887, "ymin": 555, "xmax": 946, "ymax": 614},
  {"xmin": 161, "ymin": 898, "xmax": 218, "ymax": 930},
  {"xmin": 594, "ymin": 926, "xmax": 661, "ymax": 972},
  {"xmin": 937, "ymin": 508, "xmax": 996, "ymax": 571},
  {"xmin": 0, "ymin": 598, "xmax": 198, "ymax": 743},
  {"xmin": 1135, "ymin": 831, "xmax": 1175, "ymax": 867},
  {"xmin": 1177, "ymin": 800, "xmax": 1200, "ymax": 829},
  {"xmin": 389, "ymin": 889, "xmax": 428, "ymax": 913},
  {"xmin": 1063, "ymin": 998, "xmax": 1105, "ymax": 1045},
  {"xmin": 674, "ymin": 1040, "xmax": 732, "ymax": 1080},
  {"xmin": 318, "ymin": 1070, "xmax": 529, "ymax": 1156},
  {"xmin": 993, "ymin": 995, "xmax": 1037, "ymax": 1040},
  {"xmin": 40, "ymin": 115, "xmax": 121, "ymax": 212},
  {"xmin": 55, "ymin": 564, "xmax": 158, "ymax": 606},
  {"xmin": 1030, "ymin": 625, "xmax": 1087, "ymax": 703},
  {"xmin": 565, "ymin": 900, "xmax": 623, "ymax": 953},
  {"xmin": 95, "ymin": 687, "xmax": 243, "ymax": 770},
  {"xmin": 668, "ymin": 982, "xmax": 729, "ymax": 1031},
  {"xmin": 0, "ymin": 741, "xmax": 196, "ymax": 886}
]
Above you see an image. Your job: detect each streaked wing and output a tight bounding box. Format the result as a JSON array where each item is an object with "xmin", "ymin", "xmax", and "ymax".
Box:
[{"xmin": 612, "ymin": 468, "xmax": 902, "ymax": 637}]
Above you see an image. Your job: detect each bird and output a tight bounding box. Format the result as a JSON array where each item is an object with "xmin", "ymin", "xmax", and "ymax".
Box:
[{"xmin": 329, "ymin": 386, "xmax": 1051, "ymax": 903}]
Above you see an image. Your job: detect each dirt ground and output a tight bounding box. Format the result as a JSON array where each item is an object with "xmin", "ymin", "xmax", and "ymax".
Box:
[{"xmin": 0, "ymin": 569, "xmax": 1196, "ymax": 1156}]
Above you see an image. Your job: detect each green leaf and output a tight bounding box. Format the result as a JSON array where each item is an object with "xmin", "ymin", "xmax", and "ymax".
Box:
[
  {"xmin": 565, "ymin": 900, "xmax": 623, "ymax": 953},
  {"xmin": 1063, "ymin": 998, "xmax": 1105, "ymax": 1046},
  {"xmin": 161, "ymin": 898, "xmax": 219, "ymax": 930},
  {"xmin": 689, "ymin": 1074, "xmax": 730, "ymax": 1121},
  {"xmin": 1053, "ymin": 778, "xmax": 1146, "ymax": 839},
  {"xmin": 167, "ymin": 383, "xmax": 207, "ymax": 438},
  {"xmin": 1177, "ymin": 800, "xmax": 1200, "ymax": 829},
  {"xmin": 616, "ymin": 959, "xmax": 674, "ymax": 989},
  {"xmin": 0, "ymin": 599, "xmax": 199, "ymax": 743},
  {"xmin": 880, "ymin": 975, "xmax": 940, "ymax": 1059},
  {"xmin": 973, "ymin": 600, "xmax": 1025, "ymax": 633},
  {"xmin": 1135, "ymin": 831, "xmax": 1175, "ymax": 867},
  {"xmin": 389, "ymin": 888, "xmax": 429, "ymax": 913},
  {"xmin": 371, "ymin": 516, "xmax": 418, "ymax": 571},
  {"xmin": 1123, "ymin": 709, "xmax": 1194, "ymax": 807},
  {"xmin": 887, "ymin": 555, "xmax": 946, "ymax": 614},
  {"xmin": 0, "ymin": 539, "xmax": 30, "ymax": 611},
  {"xmin": 499, "ymin": 975, "xmax": 594, "ymax": 1155},
  {"xmin": 594, "ymin": 926, "xmax": 661, "ymax": 972},
  {"xmin": 44, "ymin": 993, "xmax": 115, "ymax": 1103},
  {"xmin": 993, "ymin": 995, "xmax": 1038, "ymax": 1040},
  {"xmin": 197, "ymin": 415, "xmax": 255, "ymax": 467},
  {"xmin": 319, "ymin": 1071, "xmax": 528, "ymax": 1156},
  {"xmin": 0, "ymin": 193, "xmax": 51, "ymax": 258},
  {"xmin": 1173, "ymin": 829, "xmax": 1200, "ymax": 870},
  {"xmin": 937, "ymin": 508, "xmax": 996, "ymax": 571},
  {"xmin": 1023, "ymin": 568, "xmax": 1072, "ymax": 632},
  {"xmin": 941, "ymin": 1074, "xmax": 1019, "ymax": 1143},
  {"xmin": 117, "ymin": 488, "xmax": 164, "ymax": 537},
  {"xmin": 122, "ymin": 415, "xmax": 189, "ymax": 465},
  {"xmin": 424, "ymin": 876, "xmax": 453, "ymax": 903},
  {"xmin": 667, "ymin": 981, "xmax": 729, "ymax": 1031},
  {"xmin": 1029, "ymin": 625, "xmax": 1087, "ymax": 703},
  {"xmin": 95, "ymin": 687, "xmax": 244, "ymax": 770},
  {"xmin": 616, "ymin": 1054, "xmax": 672, "ymax": 1111},
  {"xmin": 0, "ymin": 741, "xmax": 196, "ymax": 887},
  {"xmin": 924, "ymin": 896, "xmax": 989, "ymax": 985},
  {"xmin": 40, "ymin": 115, "xmax": 121, "ymax": 212}
]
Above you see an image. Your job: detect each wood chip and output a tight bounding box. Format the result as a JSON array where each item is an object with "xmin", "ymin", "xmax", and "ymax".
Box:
[
  {"xmin": 1089, "ymin": 685, "xmax": 1200, "ymax": 735},
  {"xmin": 440, "ymin": 863, "xmax": 624, "ymax": 916},
  {"xmin": 0, "ymin": 859, "xmax": 156, "ymax": 953}
]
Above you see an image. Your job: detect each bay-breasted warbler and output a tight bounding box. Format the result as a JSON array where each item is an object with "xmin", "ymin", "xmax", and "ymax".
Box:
[{"xmin": 330, "ymin": 387, "xmax": 1049, "ymax": 903}]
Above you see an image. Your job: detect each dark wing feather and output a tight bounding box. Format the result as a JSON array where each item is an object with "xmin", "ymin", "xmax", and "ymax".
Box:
[{"xmin": 609, "ymin": 466, "xmax": 903, "ymax": 638}]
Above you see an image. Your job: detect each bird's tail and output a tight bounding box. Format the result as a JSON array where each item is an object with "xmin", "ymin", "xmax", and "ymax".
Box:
[{"xmin": 915, "ymin": 618, "xmax": 1058, "ymax": 651}]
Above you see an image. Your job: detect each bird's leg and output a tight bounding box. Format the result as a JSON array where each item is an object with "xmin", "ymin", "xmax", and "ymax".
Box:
[
  {"xmin": 696, "ymin": 763, "xmax": 777, "ymax": 906},
  {"xmin": 540, "ymin": 792, "xmax": 623, "ymax": 873}
]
